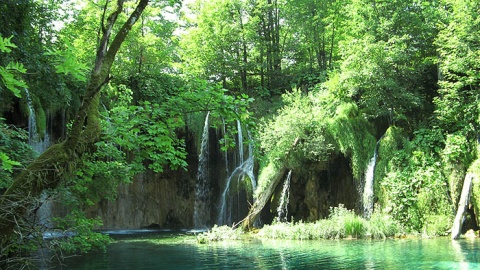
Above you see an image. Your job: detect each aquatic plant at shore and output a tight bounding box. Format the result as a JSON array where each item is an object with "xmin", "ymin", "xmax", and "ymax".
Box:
[
  {"xmin": 196, "ymin": 225, "xmax": 244, "ymax": 243},
  {"xmin": 199, "ymin": 205, "xmax": 403, "ymax": 242},
  {"xmin": 259, "ymin": 205, "xmax": 402, "ymax": 240}
]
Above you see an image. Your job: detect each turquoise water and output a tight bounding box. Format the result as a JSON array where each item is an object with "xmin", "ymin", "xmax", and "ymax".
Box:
[{"xmin": 49, "ymin": 231, "xmax": 480, "ymax": 269}]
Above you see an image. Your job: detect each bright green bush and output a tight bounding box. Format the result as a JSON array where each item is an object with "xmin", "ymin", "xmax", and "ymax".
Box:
[
  {"xmin": 344, "ymin": 215, "xmax": 366, "ymax": 238},
  {"xmin": 381, "ymin": 128, "xmax": 452, "ymax": 232}
]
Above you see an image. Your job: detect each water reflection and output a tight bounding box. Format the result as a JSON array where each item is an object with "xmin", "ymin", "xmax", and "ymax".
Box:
[{"xmin": 43, "ymin": 232, "xmax": 480, "ymax": 270}]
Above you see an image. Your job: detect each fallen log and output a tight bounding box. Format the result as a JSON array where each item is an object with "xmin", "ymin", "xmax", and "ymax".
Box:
[
  {"xmin": 242, "ymin": 138, "xmax": 299, "ymax": 230},
  {"xmin": 451, "ymin": 173, "xmax": 475, "ymax": 240}
]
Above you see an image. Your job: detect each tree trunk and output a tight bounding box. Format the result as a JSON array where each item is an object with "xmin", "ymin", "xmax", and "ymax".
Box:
[
  {"xmin": 242, "ymin": 138, "xmax": 299, "ymax": 230},
  {"xmin": 241, "ymin": 165, "xmax": 287, "ymax": 230},
  {"xmin": 451, "ymin": 173, "xmax": 475, "ymax": 240},
  {"xmin": 0, "ymin": 0, "xmax": 149, "ymax": 252}
]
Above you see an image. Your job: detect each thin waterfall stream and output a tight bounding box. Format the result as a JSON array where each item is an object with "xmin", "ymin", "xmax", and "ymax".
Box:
[
  {"xmin": 194, "ymin": 112, "xmax": 211, "ymax": 229},
  {"xmin": 363, "ymin": 138, "xmax": 381, "ymax": 219},
  {"xmin": 277, "ymin": 170, "xmax": 292, "ymax": 222}
]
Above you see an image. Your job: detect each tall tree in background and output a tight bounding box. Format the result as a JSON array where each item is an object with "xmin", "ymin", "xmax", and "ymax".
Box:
[
  {"xmin": 282, "ymin": 0, "xmax": 344, "ymax": 86},
  {"xmin": 181, "ymin": 0, "xmax": 252, "ymax": 92},
  {"xmin": 332, "ymin": 0, "xmax": 439, "ymax": 128},
  {"xmin": 435, "ymin": 0, "xmax": 480, "ymax": 137}
]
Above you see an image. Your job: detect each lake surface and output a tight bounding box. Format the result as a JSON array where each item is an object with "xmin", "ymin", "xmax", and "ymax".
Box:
[{"xmin": 46, "ymin": 230, "xmax": 480, "ymax": 269}]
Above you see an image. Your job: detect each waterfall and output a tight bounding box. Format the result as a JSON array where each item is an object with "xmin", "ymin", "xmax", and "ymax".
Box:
[
  {"xmin": 222, "ymin": 118, "xmax": 229, "ymax": 177},
  {"xmin": 26, "ymin": 89, "xmax": 50, "ymax": 154},
  {"xmin": 217, "ymin": 122, "xmax": 256, "ymax": 226},
  {"xmin": 276, "ymin": 170, "xmax": 292, "ymax": 222},
  {"xmin": 194, "ymin": 112, "xmax": 211, "ymax": 229},
  {"xmin": 237, "ymin": 120, "xmax": 244, "ymax": 164},
  {"xmin": 25, "ymin": 89, "xmax": 53, "ymax": 227},
  {"xmin": 363, "ymin": 139, "xmax": 381, "ymax": 219},
  {"xmin": 36, "ymin": 192, "xmax": 53, "ymax": 228}
]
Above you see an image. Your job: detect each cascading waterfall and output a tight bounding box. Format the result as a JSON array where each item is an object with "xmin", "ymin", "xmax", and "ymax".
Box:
[
  {"xmin": 194, "ymin": 112, "xmax": 211, "ymax": 229},
  {"xmin": 276, "ymin": 170, "xmax": 292, "ymax": 222},
  {"xmin": 363, "ymin": 139, "xmax": 381, "ymax": 219},
  {"xmin": 26, "ymin": 89, "xmax": 53, "ymax": 227},
  {"xmin": 237, "ymin": 120, "xmax": 244, "ymax": 164},
  {"xmin": 26, "ymin": 89, "xmax": 50, "ymax": 154},
  {"xmin": 217, "ymin": 121, "xmax": 256, "ymax": 226},
  {"xmin": 222, "ymin": 118, "xmax": 229, "ymax": 177}
]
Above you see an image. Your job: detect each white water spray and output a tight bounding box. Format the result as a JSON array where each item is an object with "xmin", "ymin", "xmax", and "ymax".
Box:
[
  {"xmin": 194, "ymin": 112, "xmax": 211, "ymax": 228},
  {"xmin": 217, "ymin": 122, "xmax": 256, "ymax": 226},
  {"xmin": 277, "ymin": 170, "xmax": 292, "ymax": 222},
  {"xmin": 26, "ymin": 89, "xmax": 50, "ymax": 154},
  {"xmin": 363, "ymin": 139, "xmax": 381, "ymax": 219}
]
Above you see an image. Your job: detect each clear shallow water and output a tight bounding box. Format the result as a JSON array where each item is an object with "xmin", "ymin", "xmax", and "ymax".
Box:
[{"xmin": 47, "ymin": 231, "xmax": 480, "ymax": 269}]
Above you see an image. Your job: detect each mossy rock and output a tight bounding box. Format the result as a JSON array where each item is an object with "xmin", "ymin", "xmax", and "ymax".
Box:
[
  {"xmin": 468, "ymin": 158, "xmax": 480, "ymax": 226},
  {"xmin": 375, "ymin": 126, "xmax": 406, "ymax": 207}
]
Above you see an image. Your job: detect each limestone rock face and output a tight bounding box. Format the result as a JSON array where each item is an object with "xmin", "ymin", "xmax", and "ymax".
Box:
[
  {"xmin": 89, "ymin": 168, "xmax": 196, "ymax": 229},
  {"xmin": 272, "ymin": 155, "xmax": 359, "ymax": 223},
  {"xmin": 85, "ymin": 131, "xmax": 199, "ymax": 230}
]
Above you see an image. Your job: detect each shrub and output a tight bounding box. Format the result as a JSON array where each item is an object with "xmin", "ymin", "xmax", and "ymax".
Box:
[
  {"xmin": 367, "ymin": 211, "xmax": 402, "ymax": 239},
  {"xmin": 381, "ymin": 129, "xmax": 452, "ymax": 232}
]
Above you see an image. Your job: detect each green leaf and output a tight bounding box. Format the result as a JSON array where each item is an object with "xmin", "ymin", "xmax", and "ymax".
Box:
[
  {"xmin": 0, "ymin": 35, "xmax": 17, "ymax": 53},
  {"xmin": 0, "ymin": 152, "xmax": 21, "ymax": 172}
]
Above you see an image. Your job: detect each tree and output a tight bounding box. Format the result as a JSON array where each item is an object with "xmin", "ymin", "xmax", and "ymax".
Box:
[
  {"xmin": 0, "ymin": 0, "xmax": 149, "ymax": 258},
  {"xmin": 435, "ymin": 0, "xmax": 480, "ymax": 137},
  {"xmin": 180, "ymin": 0, "xmax": 252, "ymax": 92},
  {"xmin": 332, "ymin": 0, "xmax": 439, "ymax": 129},
  {"xmin": 282, "ymin": 0, "xmax": 344, "ymax": 86}
]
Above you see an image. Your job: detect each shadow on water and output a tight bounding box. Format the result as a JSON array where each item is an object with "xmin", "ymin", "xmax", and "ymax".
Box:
[{"xmin": 41, "ymin": 231, "xmax": 480, "ymax": 270}]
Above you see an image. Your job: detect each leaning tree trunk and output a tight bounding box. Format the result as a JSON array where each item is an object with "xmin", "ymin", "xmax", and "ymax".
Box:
[
  {"xmin": 0, "ymin": 0, "xmax": 149, "ymax": 252},
  {"xmin": 451, "ymin": 173, "xmax": 475, "ymax": 240},
  {"xmin": 242, "ymin": 138, "xmax": 299, "ymax": 230}
]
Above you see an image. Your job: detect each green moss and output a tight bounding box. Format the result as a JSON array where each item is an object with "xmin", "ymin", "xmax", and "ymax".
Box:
[
  {"xmin": 255, "ymin": 159, "xmax": 281, "ymax": 198},
  {"xmin": 327, "ymin": 102, "xmax": 375, "ymax": 180},
  {"xmin": 375, "ymin": 126, "xmax": 407, "ymax": 206},
  {"xmin": 36, "ymin": 106, "xmax": 47, "ymax": 138},
  {"xmin": 468, "ymin": 157, "xmax": 480, "ymax": 226}
]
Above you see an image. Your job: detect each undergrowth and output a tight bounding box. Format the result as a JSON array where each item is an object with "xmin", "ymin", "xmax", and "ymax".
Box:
[{"xmin": 199, "ymin": 205, "xmax": 403, "ymax": 243}]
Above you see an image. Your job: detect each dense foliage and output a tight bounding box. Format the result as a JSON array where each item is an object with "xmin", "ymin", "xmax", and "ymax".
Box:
[{"xmin": 0, "ymin": 0, "xmax": 479, "ymax": 266}]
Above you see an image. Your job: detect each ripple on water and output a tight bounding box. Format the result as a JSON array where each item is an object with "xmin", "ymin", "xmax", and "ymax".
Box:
[{"xmin": 42, "ymin": 233, "xmax": 480, "ymax": 270}]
